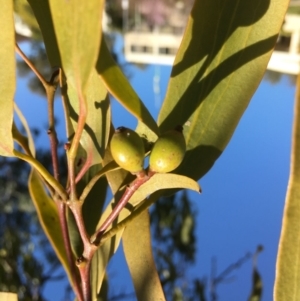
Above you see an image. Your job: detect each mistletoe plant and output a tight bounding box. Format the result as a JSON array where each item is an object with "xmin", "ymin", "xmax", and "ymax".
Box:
[{"xmin": 0, "ymin": 0, "xmax": 295, "ymax": 301}]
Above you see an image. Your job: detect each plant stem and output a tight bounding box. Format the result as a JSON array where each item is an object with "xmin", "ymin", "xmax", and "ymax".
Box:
[
  {"xmin": 58, "ymin": 69, "xmax": 93, "ymax": 300},
  {"xmin": 74, "ymin": 151, "xmax": 93, "ymax": 185},
  {"xmin": 91, "ymin": 172, "xmax": 153, "ymax": 245},
  {"xmin": 57, "ymin": 202, "xmax": 84, "ymax": 301},
  {"xmin": 69, "ymin": 200, "xmax": 98, "ymax": 301},
  {"xmin": 76, "ymin": 258, "xmax": 92, "ymax": 301},
  {"xmin": 79, "ymin": 161, "xmax": 120, "ymax": 202},
  {"xmin": 67, "ymin": 91, "xmax": 87, "ymax": 200},
  {"xmin": 46, "ymin": 72, "xmax": 60, "ymax": 181},
  {"xmin": 15, "ymin": 43, "xmax": 48, "ymax": 88},
  {"xmin": 45, "ymin": 72, "xmax": 84, "ymax": 301},
  {"xmin": 69, "ymin": 201, "xmax": 91, "ymax": 247},
  {"xmin": 99, "ymin": 190, "xmax": 161, "ymax": 246}
]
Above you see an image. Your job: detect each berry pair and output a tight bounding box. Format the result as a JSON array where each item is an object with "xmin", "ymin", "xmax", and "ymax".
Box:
[{"xmin": 110, "ymin": 126, "xmax": 186, "ymax": 174}]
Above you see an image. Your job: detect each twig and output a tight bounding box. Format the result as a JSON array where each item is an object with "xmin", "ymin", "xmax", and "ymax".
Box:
[
  {"xmin": 45, "ymin": 70, "xmax": 84, "ymax": 301},
  {"xmin": 91, "ymin": 172, "xmax": 153, "ymax": 245},
  {"xmin": 99, "ymin": 190, "xmax": 162, "ymax": 246},
  {"xmin": 79, "ymin": 161, "xmax": 120, "ymax": 202},
  {"xmin": 67, "ymin": 91, "xmax": 87, "ymax": 201},
  {"xmin": 69, "ymin": 200, "xmax": 97, "ymax": 301},
  {"xmin": 76, "ymin": 257, "xmax": 93, "ymax": 301},
  {"xmin": 15, "ymin": 43, "xmax": 48, "ymax": 88},
  {"xmin": 46, "ymin": 71, "xmax": 60, "ymax": 181},
  {"xmin": 57, "ymin": 202, "xmax": 84, "ymax": 301},
  {"xmin": 59, "ymin": 70, "xmax": 92, "ymax": 301},
  {"xmin": 210, "ymin": 252, "xmax": 252, "ymax": 301}
]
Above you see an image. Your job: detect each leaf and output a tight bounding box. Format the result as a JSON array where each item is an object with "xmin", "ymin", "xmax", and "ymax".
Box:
[
  {"xmin": 157, "ymin": 0, "xmax": 289, "ymax": 181},
  {"xmin": 49, "ymin": 0, "xmax": 104, "ymax": 91},
  {"xmin": 274, "ymin": 75, "xmax": 300, "ymax": 300},
  {"xmin": 129, "ymin": 173, "xmax": 200, "ymax": 208},
  {"xmin": 96, "ymin": 39, "xmax": 159, "ymax": 136},
  {"xmin": 67, "ymin": 69, "xmax": 111, "ymax": 166},
  {"xmin": 123, "ymin": 210, "xmax": 166, "ymax": 301},
  {"xmin": 13, "ymin": 103, "xmax": 35, "ymax": 156},
  {"xmin": 0, "ymin": 0, "xmax": 15, "ymax": 156},
  {"xmin": 0, "ymin": 293, "xmax": 18, "ymax": 301},
  {"xmin": 28, "ymin": 170, "xmax": 73, "ymax": 286},
  {"xmin": 27, "ymin": 0, "xmax": 61, "ymax": 66}
]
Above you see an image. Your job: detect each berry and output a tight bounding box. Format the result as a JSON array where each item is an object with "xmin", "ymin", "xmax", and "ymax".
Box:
[
  {"xmin": 110, "ymin": 127, "xmax": 145, "ymax": 174},
  {"xmin": 149, "ymin": 126, "xmax": 186, "ymax": 173}
]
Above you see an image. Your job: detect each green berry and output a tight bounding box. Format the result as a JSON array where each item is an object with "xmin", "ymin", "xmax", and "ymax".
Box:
[
  {"xmin": 149, "ymin": 127, "xmax": 186, "ymax": 173},
  {"xmin": 110, "ymin": 127, "xmax": 145, "ymax": 174}
]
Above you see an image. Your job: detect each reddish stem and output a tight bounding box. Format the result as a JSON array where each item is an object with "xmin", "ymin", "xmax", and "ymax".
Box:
[
  {"xmin": 46, "ymin": 72, "xmax": 84, "ymax": 301},
  {"xmin": 75, "ymin": 258, "xmax": 91, "ymax": 301},
  {"xmin": 57, "ymin": 202, "xmax": 84, "ymax": 301},
  {"xmin": 69, "ymin": 201, "xmax": 98, "ymax": 301},
  {"xmin": 91, "ymin": 172, "xmax": 153, "ymax": 245}
]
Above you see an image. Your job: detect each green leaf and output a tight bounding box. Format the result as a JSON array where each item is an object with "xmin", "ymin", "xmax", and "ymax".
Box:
[
  {"xmin": 0, "ymin": 0, "xmax": 15, "ymax": 156},
  {"xmin": 49, "ymin": 0, "xmax": 104, "ymax": 91},
  {"xmin": 13, "ymin": 103, "xmax": 35, "ymax": 156},
  {"xmin": 0, "ymin": 292, "xmax": 18, "ymax": 301},
  {"xmin": 27, "ymin": 0, "xmax": 61, "ymax": 66},
  {"xmin": 129, "ymin": 173, "xmax": 200, "ymax": 208},
  {"xmin": 274, "ymin": 75, "xmax": 300, "ymax": 300},
  {"xmin": 158, "ymin": 0, "xmax": 289, "ymax": 181},
  {"xmin": 67, "ymin": 69, "xmax": 111, "ymax": 166},
  {"xmin": 123, "ymin": 210, "xmax": 166, "ymax": 301},
  {"xmin": 96, "ymin": 39, "xmax": 159, "ymax": 136},
  {"xmin": 28, "ymin": 170, "xmax": 73, "ymax": 286}
]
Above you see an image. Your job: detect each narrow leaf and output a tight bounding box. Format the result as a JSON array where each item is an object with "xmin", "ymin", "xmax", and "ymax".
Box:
[
  {"xmin": 0, "ymin": 0, "xmax": 15, "ymax": 156},
  {"xmin": 158, "ymin": 0, "xmax": 289, "ymax": 181},
  {"xmin": 96, "ymin": 39, "xmax": 159, "ymax": 135},
  {"xmin": 49, "ymin": 0, "xmax": 104, "ymax": 91},
  {"xmin": 14, "ymin": 103, "xmax": 35, "ymax": 156},
  {"xmin": 27, "ymin": 0, "xmax": 61, "ymax": 66},
  {"xmin": 28, "ymin": 170, "xmax": 73, "ymax": 285},
  {"xmin": 129, "ymin": 173, "xmax": 200, "ymax": 207},
  {"xmin": 274, "ymin": 75, "xmax": 300, "ymax": 300},
  {"xmin": 123, "ymin": 210, "xmax": 166, "ymax": 301}
]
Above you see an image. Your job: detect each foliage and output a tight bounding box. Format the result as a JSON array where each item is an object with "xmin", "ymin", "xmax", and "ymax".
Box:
[{"xmin": 0, "ymin": 0, "xmax": 292, "ymax": 301}]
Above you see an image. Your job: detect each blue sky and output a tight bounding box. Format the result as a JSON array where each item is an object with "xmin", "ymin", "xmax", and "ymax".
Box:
[{"xmin": 15, "ymin": 37, "xmax": 296, "ymax": 300}]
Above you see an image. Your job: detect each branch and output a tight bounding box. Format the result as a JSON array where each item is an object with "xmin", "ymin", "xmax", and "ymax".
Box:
[
  {"xmin": 91, "ymin": 172, "xmax": 152, "ymax": 245},
  {"xmin": 15, "ymin": 43, "xmax": 48, "ymax": 88}
]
